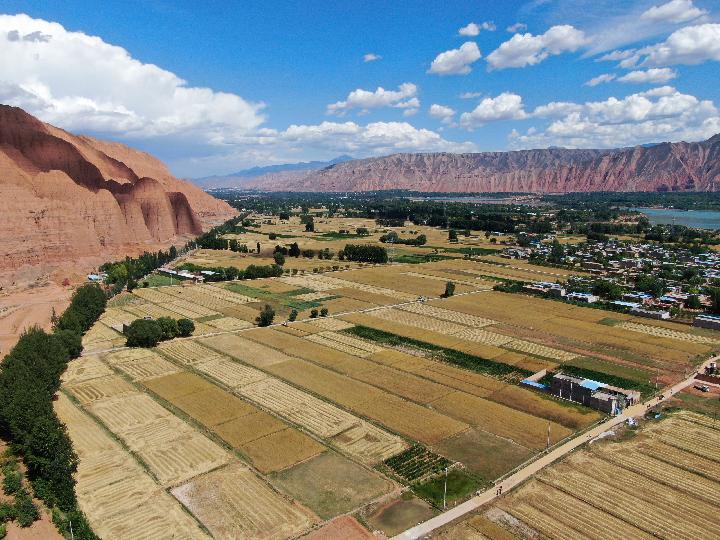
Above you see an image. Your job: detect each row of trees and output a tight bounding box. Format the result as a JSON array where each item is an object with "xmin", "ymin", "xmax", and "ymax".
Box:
[
  {"xmin": 101, "ymin": 246, "xmax": 178, "ymax": 294},
  {"xmin": 0, "ymin": 285, "xmax": 107, "ymax": 538},
  {"xmin": 175, "ymin": 262, "xmax": 284, "ymax": 281},
  {"xmin": 379, "ymin": 232, "xmax": 427, "ymax": 246},
  {"xmin": 124, "ymin": 317, "xmax": 195, "ymax": 348},
  {"xmin": 342, "ymin": 244, "xmax": 388, "ymax": 263}
]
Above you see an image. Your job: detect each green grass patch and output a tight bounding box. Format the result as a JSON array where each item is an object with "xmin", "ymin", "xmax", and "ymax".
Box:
[
  {"xmin": 224, "ymin": 282, "xmax": 325, "ymax": 311},
  {"xmin": 317, "ymin": 231, "xmax": 363, "ymax": 240},
  {"xmin": 344, "ymin": 326, "xmax": 532, "ymax": 381},
  {"xmin": 557, "ymin": 364, "xmax": 655, "ymax": 397},
  {"xmin": 141, "ymin": 273, "xmax": 180, "ymax": 287},
  {"xmin": 412, "ymin": 469, "xmax": 481, "ymax": 508},
  {"xmin": 564, "ymin": 356, "xmax": 653, "ymax": 384},
  {"xmin": 671, "ymin": 393, "xmax": 720, "ymax": 418},
  {"xmin": 393, "ymin": 252, "xmax": 453, "ymax": 264},
  {"xmin": 599, "ymin": 317, "xmax": 622, "ymax": 326}
]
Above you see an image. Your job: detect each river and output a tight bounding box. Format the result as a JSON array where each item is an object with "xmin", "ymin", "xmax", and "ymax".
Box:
[{"xmin": 631, "ymin": 207, "xmax": 720, "ymax": 230}]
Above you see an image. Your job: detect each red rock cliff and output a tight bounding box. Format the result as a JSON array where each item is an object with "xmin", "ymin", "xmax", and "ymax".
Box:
[{"xmin": 0, "ymin": 105, "xmax": 236, "ymax": 273}]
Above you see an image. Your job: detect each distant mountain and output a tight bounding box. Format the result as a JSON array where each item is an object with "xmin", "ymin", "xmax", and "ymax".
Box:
[
  {"xmin": 239, "ymin": 135, "xmax": 720, "ymax": 193},
  {"xmin": 193, "ymin": 155, "xmax": 354, "ymax": 188}
]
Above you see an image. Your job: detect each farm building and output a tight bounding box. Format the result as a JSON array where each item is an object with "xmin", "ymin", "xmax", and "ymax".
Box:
[
  {"xmin": 550, "ymin": 374, "xmax": 640, "ymax": 415},
  {"xmin": 694, "ymin": 313, "xmax": 720, "ymax": 331},
  {"xmin": 566, "ymin": 292, "xmax": 598, "ymax": 303}
]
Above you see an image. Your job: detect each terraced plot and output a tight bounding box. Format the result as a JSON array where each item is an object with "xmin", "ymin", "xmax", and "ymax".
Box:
[
  {"xmin": 172, "ymin": 463, "xmax": 315, "ymax": 540},
  {"xmin": 158, "ymin": 339, "xmax": 225, "ymax": 365},
  {"xmin": 205, "ymin": 315, "xmax": 254, "ymax": 331},
  {"xmin": 617, "ymin": 321, "xmax": 720, "ymax": 344},
  {"xmin": 306, "ymin": 330, "xmax": 384, "ymax": 357},
  {"xmin": 66, "ymin": 375, "xmax": 136, "ymax": 405},
  {"xmin": 397, "ymin": 302, "xmax": 496, "ymax": 327},
  {"xmin": 62, "ymin": 356, "xmax": 114, "ymax": 384}
]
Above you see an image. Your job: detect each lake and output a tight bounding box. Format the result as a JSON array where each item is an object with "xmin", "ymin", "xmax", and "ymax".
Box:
[{"xmin": 630, "ymin": 207, "xmax": 720, "ymax": 230}]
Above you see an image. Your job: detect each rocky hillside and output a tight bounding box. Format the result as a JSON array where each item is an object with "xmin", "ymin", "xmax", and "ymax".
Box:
[
  {"xmin": 0, "ymin": 105, "xmax": 236, "ymax": 273},
  {"xmin": 242, "ymin": 135, "xmax": 720, "ymax": 192}
]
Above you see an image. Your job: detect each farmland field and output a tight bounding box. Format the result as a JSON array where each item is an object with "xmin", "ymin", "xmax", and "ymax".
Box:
[
  {"xmin": 58, "ymin": 216, "xmax": 720, "ymax": 539},
  {"xmin": 481, "ymin": 411, "xmax": 720, "ymax": 539}
]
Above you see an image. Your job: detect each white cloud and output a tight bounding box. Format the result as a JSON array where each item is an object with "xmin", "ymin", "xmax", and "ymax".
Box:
[
  {"xmin": 363, "ymin": 53, "xmax": 382, "ymax": 62},
  {"xmin": 429, "ymin": 104, "xmax": 456, "ymax": 124},
  {"xmin": 506, "ymin": 23, "xmax": 527, "ymax": 33},
  {"xmin": 458, "ymin": 22, "xmax": 495, "ymax": 37},
  {"xmin": 403, "ymin": 108, "xmax": 419, "ymax": 117},
  {"xmin": 617, "ymin": 67, "xmax": 677, "ymax": 84},
  {"xmin": 460, "ymin": 92, "xmax": 527, "ymax": 128},
  {"xmin": 428, "ymin": 42, "xmax": 482, "ymax": 75},
  {"xmin": 532, "ymin": 101, "xmax": 583, "ymax": 117},
  {"xmin": 510, "ymin": 86, "xmax": 719, "ymax": 149},
  {"xmin": 0, "ymin": 14, "xmax": 265, "ymax": 142},
  {"xmin": 459, "ymin": 91, "xmax": 483, "ymax": 99},
  {"xmin": 327, "ymin": 83, "xmax": 419, "ymax": 115},
  {"xmin": 584, "ymin": 73, "xmax": 616, "ymax": 86},
  {"xmin": 487, "ymin": 25, "xmax": 587, "ymax": 69},
  {"xmin": 598, "ymin": 49, "xmax": 636, "ymax": 62},
  {"xmin": 636, "ymin": 23, "xmax": 720, "ymax": 66},
  {"xmin": 641, "ymin": 0, "xmax": 707, "ymax": 24}
]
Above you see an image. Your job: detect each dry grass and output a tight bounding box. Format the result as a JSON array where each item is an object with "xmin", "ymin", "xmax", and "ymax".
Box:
[
  {"xmin": 201, "ymin": 333, "xmax": 292, "ymax": 367},
  {"xmin": 172, "ymin": 463, "xmax": 316, "ymax": 540},
  {"xmin": 65, "ymin": 375, "xmax": 136, "ymax": 405},
  {"xmin": 239, "ymin": 428, "xmax": 326, "ymax": 474}
]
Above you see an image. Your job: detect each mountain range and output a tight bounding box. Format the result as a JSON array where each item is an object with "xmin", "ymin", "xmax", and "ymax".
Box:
[
  {"xmin": 0, "ymin": 105, "xmax": 236, "ymax": 276},
  {"xmin": 210, "ymin": 135, "xmax": 720, "ymax": 193}
]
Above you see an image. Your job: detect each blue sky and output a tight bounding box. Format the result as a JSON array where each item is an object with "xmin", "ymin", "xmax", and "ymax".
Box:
[{"xmin": 1, "ymin": 0, "xmax": 719, "ymax": 177}]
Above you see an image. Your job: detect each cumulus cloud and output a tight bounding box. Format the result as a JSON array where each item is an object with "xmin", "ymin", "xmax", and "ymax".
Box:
[
  {"xmin": 635, "ymin": 23, "xmax": 720, "ymax": 66},
  {"xmin": 429, "ymin": 104, "xmax": 456, "ymax": 124},
  {"xmin": 584, "ymin": 73, "xmax": 616, "ymax": 87},
  {"xmin": 510, "ymin": 86, "xmax": 719, "ymax": 149},
  {"xmin": 459, "ymin": 92, "xmax": 526, "ymax": 128},
  {"xmin": 641, "ymin": 0, "xmax": 707, "ymax": 24},
  {"xmin": 506, "ymin": 23, "xmax": 527, "ymax": 33},
  {"xmin": 458, "ymin": 22, "xmax": 495, "ymax": 36},
  {"xmin": 0, "ymin": 14, "xmax": 265, "ymax": 143},
  {"xmin": 617, "ymin": 68, "xmax": 677, "ymax": 84},
  {"xmin": 326, "ymin": 83, "xmax": 419, "ymax": 115},
  {"xmin": 486, "ymin": 25, "xmax": 587, "ymax": 69},
  {"xmin": 363, "ymin": 53, "xmax": 382, "ymax": 62},
  {"xmin": 428, "ymin": 42, "xmax": 482, "ymax": 75}
]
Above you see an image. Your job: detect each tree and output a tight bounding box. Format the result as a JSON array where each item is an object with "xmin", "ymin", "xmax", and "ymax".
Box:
[
  {"xmin": 304, "ymin": 216, "xmax": 315, "ymax": 232},
  {"xmin": 273, "ymin": 252, "xmax": 285, "ymax": 266},
  {"xmin": 289, "ymin": 242, "xmax": 301, "ymax": 257},
  {"xmin": 636, "ymin": 274, "xmax": 666, "ymax": 297},
  {"xmin": 256, "ymin": 305, "xmax": 275, "ymax": 327},
  {"xmin": 279, "ymin": 211, "xmax": 290, "ymax": 221},
  {"xmin": 177, "ymin": 319, "xmax": 195, "ymax": 337},
  {"xmin": 685, "ymin": 295, "xmax": 702, "ymax": 310},
  {"xmin": 549, "ymin": 239, "xmax": 565, "ymax": 263},
  {"xmin": 256, "ymin": 242, "xmax": 261, "ymax": 253},
  {"xmin": 125, "ymin": 319, "xmax": 163, "ymax": 348},
  {"xmin": 268, "ymin": 233, "xmax": 277, "ymax": 240},
  {"xmin": 343, "ymin": 244, "xmax": 388, "ymax": 263},
  {"xmin": 56, "ymin": 309, "xmax": 83, "ymax": 335},
  {"xmin": 320, "ymin": 307, "xmax": 329, "ymax": 317},
  {"xmin": 708, "ymin": 287, "xmax": 720, "ymax": 314},
  {"xmin": 310, "ymin": 308, "xmax": 319, "ymax": 318},
  {"xmin": 357, "ymin": 227, "xmax": 369, "ymax": 236},
  {"xmin": 442, "ymin": 281, "xmax": 455, "ymax": 298},
  {"xmin": 592, "ymin": 280, "xmax": 623, "ymax": 300},
  {"xmin": 156, "ymin": 317, "xmax": 179, "ymax": 341},
  {"xmin": 54, "ymin": 329, "xmax": 83, "ymax": 358},
  {"xmin": 448, "ymin": 229, "xmax": 458, "ymax": 242},
  {"xmin": 288, "ymin": 309, "xmax": 298, "ymax": 322}
]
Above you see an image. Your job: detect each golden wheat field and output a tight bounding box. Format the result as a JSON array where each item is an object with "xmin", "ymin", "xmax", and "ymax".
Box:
[{"xmin": 489, "ymin": 412, "xmax": 720, "ymax": 539}]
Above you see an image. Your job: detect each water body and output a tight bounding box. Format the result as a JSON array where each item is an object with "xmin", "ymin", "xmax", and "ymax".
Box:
[{"xmin": 630, "ymin": 207, "xmax": 720, "ymax": 230}]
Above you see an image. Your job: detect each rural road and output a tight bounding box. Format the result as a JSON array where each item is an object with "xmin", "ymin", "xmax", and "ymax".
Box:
[{"xmin": 393, "ymin": 359, "xmax": 715, "ymax": 539}]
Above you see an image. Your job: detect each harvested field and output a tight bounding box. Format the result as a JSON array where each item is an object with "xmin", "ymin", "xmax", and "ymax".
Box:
[
  {"xmin": 307, "ymin": 317, "xmax": 356, "ymax": 331},
  {"xmin": 109, "ymin": 350, "xmax": 181, "ymax": 381},
  {"xmin": 205, "ymin": 315, "xmax": 254, "ymax": 331},
  {"xmin": 265, "ymin": 358, "xmax": 468, "ymax": 444},
  {"xmin": 430, "ymin": 392, "xmax": 571, "ymax": 449},
  {"xmin": 331, "ymin": 422, "xmax": 408, "ymax": 465},
  {"xmin": 172, "ymin": 463, "xmax": 315, "ymax": 540},
  {"xmin": 493, "ymin": 412, "xmax": 720, "ymax": 540},
  {"xmin": 351, "ymin": 363, "xmax": 453, "ymax": 404},
  {"xmin": 89, "ymin": 392, "xmax": 231, "ymax": 486},
  {"xmin": 397, "ymin": 302, "xmax": 496, "ymax": 327},
  {"xmin": 62, "ymin": 356, "xmax": 114, "ymax": 384},
  {"xmin": 158, "ymin": 339, "xmax": 225, "ymax": 366},
  {"xmin": 504, "ymin": 339, "xmax": 578, "ymax": 362},
  {"xmin": 238, "ymin": 377, "xmax": 358, "ymax": 438},
  {"xmin": 617, "ymin": 321, "xmax": 720, "ymax": 344},
  {"xmin": 195, "ymin": 357, "xmax": 268, "ymax": 388},
  {"xmin": 433, "ymin": 428, "xmax": 532, "ymax": 480},
  {"xmin": 271, "ymin": 452, "xmax": 394, "ymax": 519},
  {"xmin": 215, "ymin": 412, "xmax": 287, "ymax": 446},
  {"xmin": 55, "ymin": 394, "xmax": 209, "ymax": 540},
  {"xmin": 201, "ymin": 333, "xmax": 292, "ymax": 367},
  {"xmin": 65, "ymin": 375, "xmax": 135, "ymax": 405},
  {"xmin": 306, "ymin": 330, "xmax": 384, "ymax": 357},
  {"xmin": 239, "ymin": 428, "xmax": 326, "ymax": 473}
]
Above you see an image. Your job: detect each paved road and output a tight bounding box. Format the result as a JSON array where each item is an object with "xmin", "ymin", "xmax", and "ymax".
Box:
[{"xmin": 394, "ymin": 361, "xmax": 713, "ymax": 539}]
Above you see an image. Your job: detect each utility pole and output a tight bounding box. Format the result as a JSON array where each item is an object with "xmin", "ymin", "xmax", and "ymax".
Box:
[
  {"xmin": 443, "ymin": 466, "xmax": 449, "ymax": 509},
  {"xmin": 547, "ymin": 422, "xmax": 551, "ymax": 450}
]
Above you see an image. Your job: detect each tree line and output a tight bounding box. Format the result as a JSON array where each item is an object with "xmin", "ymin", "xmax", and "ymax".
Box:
[{"xmin": 0, "ymin": 285, "xmax": 106, "ymax": 538}]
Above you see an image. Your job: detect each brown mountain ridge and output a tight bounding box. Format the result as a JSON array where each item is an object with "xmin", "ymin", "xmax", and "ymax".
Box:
[
  {"xmin": 0, "ymin": 105, "xmax": 236, "ymax": 274},
  {"xmin": 239, "ymin": 134, "xmax": 720, "ymax": 193}
]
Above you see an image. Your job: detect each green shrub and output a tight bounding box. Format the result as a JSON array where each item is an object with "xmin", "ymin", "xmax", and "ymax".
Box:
[
  {"xmin": 156, "ymin": 317, "xmax": 179, "ymax": 340},
  {"xmin": 288, "ymin": 309, "xmax": 298, "ymax": 322},
  {"xmin": 0, "ymin": 501, "xmax": 16, "ymax": 522},
  {"xmin": 442, "ymin": 281, "xmax": 455, "ymax": 298},
  {"xmin": 54, "ymin": 329, "xmax": 83, "ymax": 359},
  {"xmin": 310, "ymin": 308, "xmax": 319, "ymax": 318},
  {"xmin": 320, "ymin": 307, "xmax": 329, "ymax": 317},
  {"xmin": 2, "ymin": 469, "xmax": 21, "ymax": 495},
  {"xmin": 13, "ymin": 488, "xmax": 38, "ymax": 527},
  {"xmin": 177, "ymin": 319, "xmax": 195, "ymax": 337}
]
